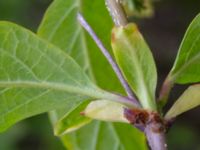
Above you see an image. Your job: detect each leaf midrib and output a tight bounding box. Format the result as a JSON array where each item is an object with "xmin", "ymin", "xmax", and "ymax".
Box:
[{"xmin": 0, "ymin": 81, "xmax": 99, "ymax": 98}]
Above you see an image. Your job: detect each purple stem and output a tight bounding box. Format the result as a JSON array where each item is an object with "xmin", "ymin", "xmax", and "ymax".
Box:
[
  {"xmin": 77, "ymin": 13, "xmax": 139, "ymax": 106},
  {"xmin": 145, "ymin": 124, "xmax": 167, "ymax": 150}
]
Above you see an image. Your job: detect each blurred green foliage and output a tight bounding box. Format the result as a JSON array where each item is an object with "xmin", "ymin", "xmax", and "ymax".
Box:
[
  {"xmin": 0, "ymin": 114, "xmax": 65, "ymax": 150},
  {"xmin": 0, "ymin": 0, "xmax": 51, "ymax": 31},
  {"xmin": 167, "ymin": 123, "xmax": 200, "ymax": 150}
]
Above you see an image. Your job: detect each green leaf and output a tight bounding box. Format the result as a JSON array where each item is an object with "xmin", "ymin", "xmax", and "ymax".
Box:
[
  {"xmin": 37, "ymin": 0, "xmax": 124, "ymax": 134},
  {"xmin": 111, "ymin": 23, "xmax": 157, "ymax": 110},
  {"xmin": 53, "ymin": 100, "xmax": 91, "ymax": 136},
  {"xmin": 37, "ymin": 0, "xmax": 90, "ymax": 72},
  {"xmin": 37, "ymin": 0, "xmax": 92, "ymax": 134},
  {"xmin": 0, "ymin": 21, "xmax": 121, "ymax": 132},
  {"xmin": 168, "ymin": 13, "xmax": 200, "ymax": 84},
  {"xmin": 81, "ymin": 0, "xmax": 124, "ymax": 92},
  {"xmin": 62, "ymin": 121, "xmax": 147, "ymax": 150},
  {"xmin": 83, "ymin": 100, "xmax": 128, "ymax": 123},
  {"xmin": 165, "ymin": 84, "xmax": 200, "ymax": 119},
  {"xmin": 38, "ymin": 0, "xmax": 147, "ymax": 149}
]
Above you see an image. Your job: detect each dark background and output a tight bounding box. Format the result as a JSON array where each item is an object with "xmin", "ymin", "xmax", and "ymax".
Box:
[{"xmin": 0, "ymin": 0, "xmax": 200, "ymax": 149}]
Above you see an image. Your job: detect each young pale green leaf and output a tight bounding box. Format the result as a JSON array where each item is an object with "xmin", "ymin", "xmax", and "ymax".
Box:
[
  {"xmin": 0, "ymin": 21, "xmax": 122, "ymax": 132},
  {"xmin": 165, "ymin": 84, "xmax": 200, "ymax": 119},
  {"xmin": 53, "ymin": 101, "xmax": 91, "ymax": 136},
  {"xmin": 111, "ymin": 23, "xmax": 157, "ymax": 110},
  {"xmin": 62, "ymin": 121, "xmax": 147, "ymax": 150},
  {"xmin": 168, "ymin": 13, "xmax": 200, "ymax": 84},
  {"xmin": 83, "ymin": 100, "xmax": 128, "ymax": 123}
]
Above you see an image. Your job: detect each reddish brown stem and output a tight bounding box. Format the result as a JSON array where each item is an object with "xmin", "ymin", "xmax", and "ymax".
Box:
[{"xmin": 124, "ymin": 108, "xmax": 168, "ymax": 150}]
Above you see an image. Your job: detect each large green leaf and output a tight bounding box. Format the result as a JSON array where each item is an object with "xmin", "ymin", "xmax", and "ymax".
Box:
[
  {"xmin": 168, "ymin": 13, "xmax": 200, "ymax": 84},
  {"xmin": 111, "ymin": 23, "xmax": 157, "ymax": 110},
  {"xmin": 37, "ymin": 0, "xmax": 92, "ymax": 134},
  {"xmin": 165, "ymin": 84, "xmax": 200, "ymax": 119},
  {"xmin": 62, "ymin": 121, "xmax": 147, "ymax": 150},
  {"xmin": 0, "ymin": 21, "xmax": 122, "ymax": 132},
  {"xmin": 37, "ymin": 0, "xmax": 147, "ymax": 149}
]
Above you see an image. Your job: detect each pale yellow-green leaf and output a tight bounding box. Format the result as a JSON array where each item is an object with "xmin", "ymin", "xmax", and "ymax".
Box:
[
  {"xmin": 84, "ymin": 100, "xmax": 129, "ymax": 123},
  {"xmin": 165, "ymin": 84, "xmax": 200, "ymax": 119}
]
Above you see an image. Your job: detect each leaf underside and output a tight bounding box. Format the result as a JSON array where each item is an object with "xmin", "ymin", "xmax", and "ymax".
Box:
[
  {"xmin": 37, "ymin": 0, "xmax": 93, "ymax": 134},
  {"xmin": 0, "ymin": 21, "xmax": 115, "ymax": 132}
]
